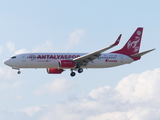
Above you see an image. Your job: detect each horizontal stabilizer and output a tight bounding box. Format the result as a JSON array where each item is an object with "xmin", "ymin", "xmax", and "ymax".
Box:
[{"xmin": 130, "ymin": 49, "xmax": 155, "ymax": 57}]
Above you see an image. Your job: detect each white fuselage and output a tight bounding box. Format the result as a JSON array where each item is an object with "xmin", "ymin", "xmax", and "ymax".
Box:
[
  {"xmin": 4, "ymin": 27, "xmax": 154, "ymax": 77},
  {"xmin": 4, "ymin": 53, "xmax": 134, "ymax": 69}
]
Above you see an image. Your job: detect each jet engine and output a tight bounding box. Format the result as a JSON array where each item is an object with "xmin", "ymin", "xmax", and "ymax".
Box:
[
  {"xmin": 58, "ymin": 60, "xmax": 75, "ymax": 68},
  {"xmin": 47, "ymin": 68, "xmax": 64, "ymax": 74}
]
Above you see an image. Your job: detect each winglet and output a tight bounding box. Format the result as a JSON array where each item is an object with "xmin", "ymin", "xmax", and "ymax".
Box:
[
  {"xmin": 73, "ymin": 34, "xmax": 122, "ymax": 62},
  {"xmin": 111, "ymin": 34, "xmax": 122, "ymax": 46}
]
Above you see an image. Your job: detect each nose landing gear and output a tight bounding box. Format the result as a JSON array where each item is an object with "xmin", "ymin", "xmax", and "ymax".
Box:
[
  {"xmin": 12, "ymin": 67, "xmax": 21, "ymax": 74},
  {"xmin": 17, "ymin": 70, "xmax": 21, "ymax": 74}
]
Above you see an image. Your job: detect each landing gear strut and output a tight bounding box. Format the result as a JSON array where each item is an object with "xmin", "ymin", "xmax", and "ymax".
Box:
[{"xmin": 12, "ymin": 67, "xmax": 21, "ymax": 74}]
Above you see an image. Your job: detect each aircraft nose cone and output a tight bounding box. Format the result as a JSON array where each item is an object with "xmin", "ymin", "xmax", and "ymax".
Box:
[
  {"xmin": 4, "ymin": 59, "xmax": 11, "ymax": 66},
  {"xmin": 4, "ymin": 60, "xmax": 7, "ymax": 65}
]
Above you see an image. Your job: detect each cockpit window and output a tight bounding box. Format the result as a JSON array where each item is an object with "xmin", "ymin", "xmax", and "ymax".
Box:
[{"xmin": 11, "ymin": 56, "xmax": 16, "ymax": 59}]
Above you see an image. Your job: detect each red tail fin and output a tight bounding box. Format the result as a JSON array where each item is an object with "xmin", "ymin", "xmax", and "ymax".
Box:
[{"xmin": 112, "ymin": 27, "xmax": 143, "ymax": 60}]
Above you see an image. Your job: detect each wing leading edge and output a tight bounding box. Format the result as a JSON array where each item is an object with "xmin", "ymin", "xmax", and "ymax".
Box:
[{"xmin": 73, "ymin": 34, "xmax": 122, "ymax": 67}]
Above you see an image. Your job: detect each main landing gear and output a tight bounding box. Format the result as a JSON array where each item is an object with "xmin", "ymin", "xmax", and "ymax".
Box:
[
  {"xmin": 70, "ymin": 68, "xmax": 83, "ymax": 77},
  {"xmin": 78, "ymin": 68, "xmax": 83, "ymax": 73},
  {"xmin": 70, "ymin": 71, "xmax": 76, "ymax": 77}
]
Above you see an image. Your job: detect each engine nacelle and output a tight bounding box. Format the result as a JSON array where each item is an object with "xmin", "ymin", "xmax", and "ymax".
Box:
[
  {"xmin": 47, "ymin": 68, "xmax": 64, "ymax": 74},
  {"xmin": 58, "ymin": 60, "xmax": 75, "ymax": 68}
]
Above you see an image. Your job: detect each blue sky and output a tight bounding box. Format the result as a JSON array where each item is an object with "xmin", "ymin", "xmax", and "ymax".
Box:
[{"xmin": 0, "ymin": 1, "xmax": 160, "ymax": 120}]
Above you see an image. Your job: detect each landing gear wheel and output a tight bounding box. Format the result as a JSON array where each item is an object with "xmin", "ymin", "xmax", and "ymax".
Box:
[
  {"xmin": 78, "ymin": 68, "xmax": 83, "ymax": 73},
  {"xmin": 70, "ymin": 72, "xmax": 76, "ymax": 77},
  {"xmin": 17, "ymin": 71, "xmax": 21, "ymax": 74}
]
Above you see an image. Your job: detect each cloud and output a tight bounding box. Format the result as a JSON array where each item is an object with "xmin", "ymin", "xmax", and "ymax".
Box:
[
  {"xmin": 0, "ymin": 107, "xmax": 43, "ymax": 120},
  {"xmin": 21, "ymin": 106, "xmax": 42, "ymax": 117},
  {"xmin": 14, "ymin": 48, "xmax": 29, "ymax": 55},
  {"xmin": 11, "ymin": 80, "xmax": 25, "ymax": 88},
  {"xmin": 0, "ymin": 80, "xmax": 25, "ymax": 90},
  {"xmin": 5, "ymin": 40, "xmax": 59, "ymax": 56},
  {"xmin": 5, "ymin": 30, "xmax": 84, "ymax": 55},
  {"xmin": 0, "ymin": 67, "xmax": 25, "ymax": 90},
  {"xmin": 13, "ymin": 40, "xmax": 59, "ymax": 55},
  {"xmin": 89, "ymin": 85, "xmax": 115, "ymax": 99},
  {"xmin": 6, "ymin": 41, "xmax": 15, "ymax": 52},
  {"xmin": 16, "ymin": 95, "xmax": 23, "ymax": 100},
  {"xmin": 32, "ymin": 40, "xmax": 59, "ymax": 52},
  {"xmin": 0, "ymin": 67, "xmax": 15, "ymax": 80},
  {"xmin": 34, "ymin": 78, "xmax": 75, "ymax": 95},
  {"xmin": 1, "ymin": 68, "xmax": 160, "ymax": 120},
  {"xmin": 66, "ymin": 29, "xmax": 85, "ymax": 50},
  {"xmin": 38, "ymin": 68, "xmax": 160, "ymax": 120},
  {"xmin": 115, "ymin": 68, "xmax": 160, "ymax": 103}
]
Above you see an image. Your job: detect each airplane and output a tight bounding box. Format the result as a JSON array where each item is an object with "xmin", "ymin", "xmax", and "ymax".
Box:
[{"xmin": 4, "ymin": 27, "xmax": 155, "ymax": 77}]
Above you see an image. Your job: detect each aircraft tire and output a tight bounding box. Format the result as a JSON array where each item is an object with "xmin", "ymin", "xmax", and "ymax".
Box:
[
  {"xmin": 17, "ymin": 71, "xmax": 21, "ymax": 74},
  {"xmin": 78, "ymin": 68, "xmax": 83, "ymax": 73},
  {"xmin": 70, "ymin": 72, "xmax": 76, "ymax": 77}
]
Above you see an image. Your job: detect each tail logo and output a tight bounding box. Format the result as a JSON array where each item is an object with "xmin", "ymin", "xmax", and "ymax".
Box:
[
  {"xmin": 137, "ymin": 30, "xmax": 141, "ymax": 35},
  {"xmin": 127, "ymin": 30, "xmax": 141, "ymax": 52}
]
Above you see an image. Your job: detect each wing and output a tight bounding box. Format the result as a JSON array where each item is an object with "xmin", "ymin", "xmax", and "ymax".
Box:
[{"xmin": 73, "ymin": 34, "xmax": 122, "ymax": 67}]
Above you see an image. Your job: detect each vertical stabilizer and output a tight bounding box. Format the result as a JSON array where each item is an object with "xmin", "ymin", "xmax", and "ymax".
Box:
[{"xmin": 112, "ymin": 27, "xmax": 143, "ymax": 60}]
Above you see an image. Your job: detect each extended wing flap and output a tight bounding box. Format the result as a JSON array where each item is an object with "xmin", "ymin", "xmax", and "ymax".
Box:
[{"xmin": 73, "ymin": 34, "xmax": 122, "ymax": 65}]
